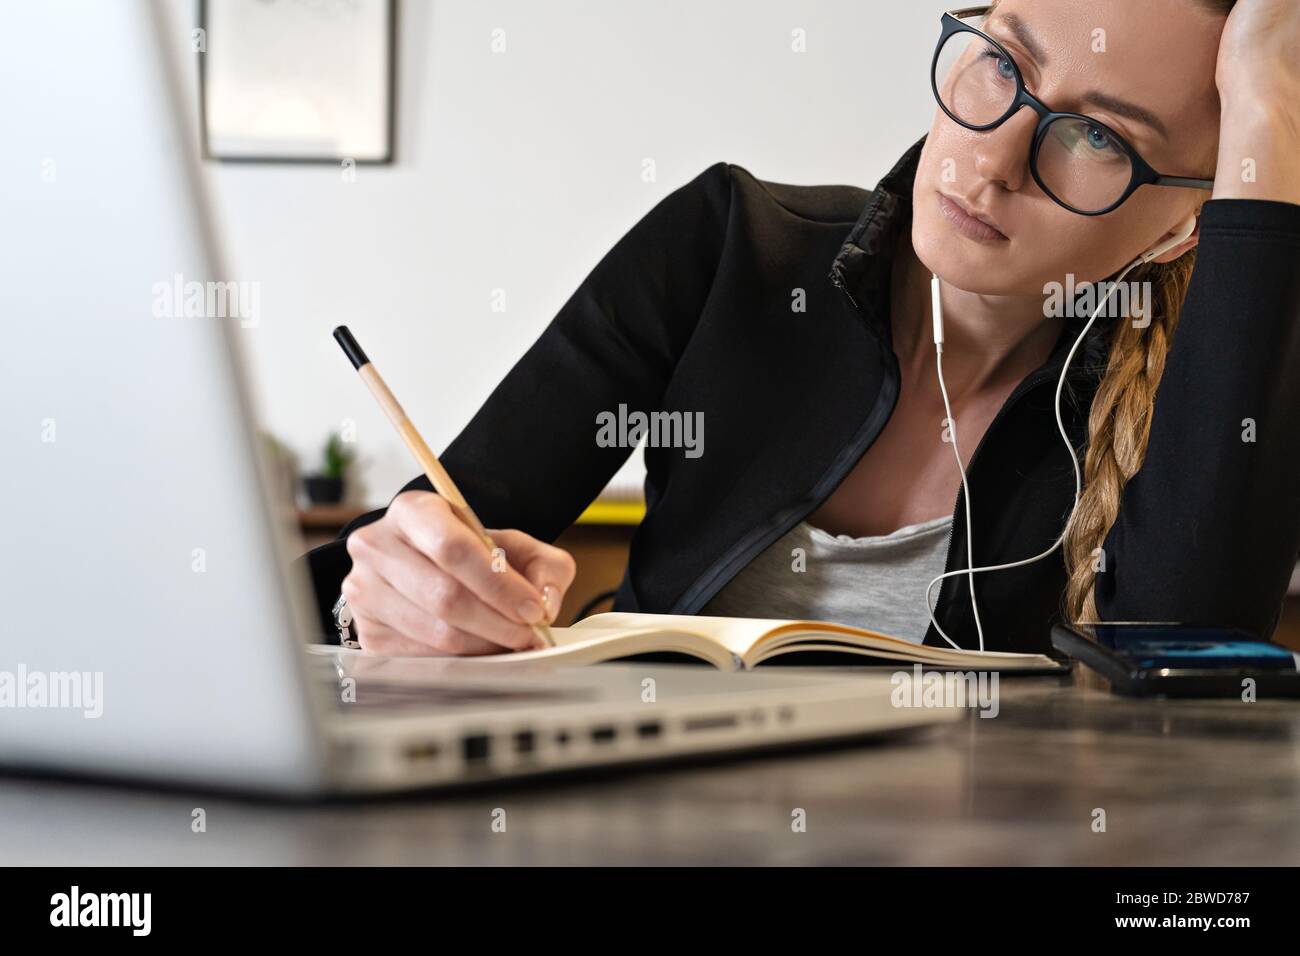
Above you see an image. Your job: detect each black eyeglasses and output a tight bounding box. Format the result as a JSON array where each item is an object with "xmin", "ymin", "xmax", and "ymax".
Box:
[{"xmin": 932, "ymin": 5, "xmax": 1215, "ymax": 215}]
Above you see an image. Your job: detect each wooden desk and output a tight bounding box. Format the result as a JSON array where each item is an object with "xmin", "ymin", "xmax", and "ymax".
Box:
[{"xmin": 2, "ymin": 672, "xmax": 1298, "ymax": 865}]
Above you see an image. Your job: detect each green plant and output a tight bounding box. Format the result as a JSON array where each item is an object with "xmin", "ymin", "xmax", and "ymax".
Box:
[{"xmin": 320, "ymin": 432, "xmax": 356, "ymax": 480}]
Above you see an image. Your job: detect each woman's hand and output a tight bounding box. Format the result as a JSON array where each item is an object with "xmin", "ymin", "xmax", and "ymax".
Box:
[
  {"xmin": 1211, "ymin": 0, "xmax": 1300, "ymax": 205},
  {"xmin": 341, "ymin": 491, "xmax": 577, "ymax": 656},
  {"xmin": 1215, "ymin": 0, "xmax": 1300, "ymax": 105}
]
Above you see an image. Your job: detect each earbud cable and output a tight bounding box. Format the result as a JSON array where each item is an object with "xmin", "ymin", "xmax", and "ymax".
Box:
[{"xmin": 924, "ymin": 257, "xmax": 1144, "ymax": 651}]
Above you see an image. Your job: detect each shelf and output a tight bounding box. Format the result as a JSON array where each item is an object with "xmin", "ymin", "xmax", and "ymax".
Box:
[{"xmin": 574, "ymin": 499, "xmax": 645, "ymax": 526}]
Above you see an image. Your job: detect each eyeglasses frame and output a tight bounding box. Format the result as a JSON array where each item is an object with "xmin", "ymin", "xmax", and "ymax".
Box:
[{"xmin": 933, "ymin": 5, "xmax": 1216, "ymax": 216}]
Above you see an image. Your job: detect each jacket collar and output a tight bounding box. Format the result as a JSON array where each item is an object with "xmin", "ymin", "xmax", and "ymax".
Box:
[
  {"xmin": 829, "ymin": 133, "xmax": 1110, "ymax": 389},
  {"xmin": 829, "ymin": 135, "xmax": 927, "ymax": 338}
]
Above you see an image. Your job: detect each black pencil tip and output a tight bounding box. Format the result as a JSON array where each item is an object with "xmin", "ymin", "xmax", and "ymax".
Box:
[{"xmin": 333, "ymin": 326, "xmax": 369, "ymax": 370}]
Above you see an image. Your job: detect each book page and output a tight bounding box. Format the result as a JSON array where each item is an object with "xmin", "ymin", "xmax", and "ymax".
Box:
[
  {"xmin": 572, "ymin": 612, "xmax": 1060, "ymax": 670},
  {"xmin": 572, "ymin": 612, "xmax": 831, "ymax": 659},
  {"xmin": 477, "ymin": 624, "xmax": 740, "ymax": 670}
]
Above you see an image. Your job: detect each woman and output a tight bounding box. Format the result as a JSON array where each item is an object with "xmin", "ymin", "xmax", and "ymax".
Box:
[{"xmin": 305, "ymin": 0, "xmax": 1300, "ymax": 656}]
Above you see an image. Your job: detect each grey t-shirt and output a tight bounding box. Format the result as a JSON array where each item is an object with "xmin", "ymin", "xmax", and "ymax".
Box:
[{"xmin": 699, "ymin": 515, "xmax": 953, "ymax": 644}]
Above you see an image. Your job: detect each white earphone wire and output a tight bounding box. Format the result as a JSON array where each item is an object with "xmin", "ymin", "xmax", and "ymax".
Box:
[
  {"xmin": 934, "ymin": 343, "xmax": 986, "ymax": 651},
  {"xmin": 923, "ymin": 248, "xmax": 1157, "ymax": 650}
]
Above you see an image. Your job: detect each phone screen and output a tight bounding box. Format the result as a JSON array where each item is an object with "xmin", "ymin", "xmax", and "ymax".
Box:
[{"xmin": 1090, "ymin": 625, "xmax": 1300, "ymax": 671}]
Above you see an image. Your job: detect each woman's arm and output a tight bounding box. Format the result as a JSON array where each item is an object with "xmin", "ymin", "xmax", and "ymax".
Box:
[
  {"xmin": 414, "ymin": 162, "xmax": 735, "ymax": 540},
  {"xmin": 298, "ymin": 163, "xmax": 736, "ymax": 638},
  {"xmin": 1094, "ymin": 0, "xmax": 1300, "ymax": 637}
]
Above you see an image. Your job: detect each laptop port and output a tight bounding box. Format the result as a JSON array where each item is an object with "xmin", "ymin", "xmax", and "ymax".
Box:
[
  {"xmin": 590, "ymin": 725, "xmax": 617, "ymax": 744},
  {"xmin": 403, "ymin": 740, "xmax": 441, "ymax": 762},
  {"xmin": 513, "ymin": 730, "xmax": 536, "ymax": 755},
  {"xmin": 683, "ymin": 713, "xmax": 738, "ymax": 732},
  {"xmin": 462, "ymin": 734, "xmax": 491, "ymax": 763},
  {"xmin": 635, "ymin": 721, "xmax": 662, "ymax": 740}
]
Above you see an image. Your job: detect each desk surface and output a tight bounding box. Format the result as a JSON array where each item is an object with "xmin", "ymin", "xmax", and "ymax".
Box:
[{"xmin": 3, "ymin": 673, "xmax": 1298, "ymax": 865}]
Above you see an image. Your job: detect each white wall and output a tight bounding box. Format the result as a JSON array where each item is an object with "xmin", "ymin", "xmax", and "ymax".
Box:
[{"xmin": 179, "ymin": 0, "xmax": 948, "ymax": 506}]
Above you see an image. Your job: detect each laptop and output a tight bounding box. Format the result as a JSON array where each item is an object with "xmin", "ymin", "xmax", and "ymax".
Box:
[{"xmin": 0, "ymin": 0, "xmax": 960, "ymax": 797}]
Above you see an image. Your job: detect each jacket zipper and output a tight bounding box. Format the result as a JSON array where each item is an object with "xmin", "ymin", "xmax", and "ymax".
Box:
[
  {"xmin": 668, "ymin": 266, "xmax": 900, "ymax": 615},
  {"xmin": 830, "ymin": 259, "xmax": 862, "ymax": 312}
]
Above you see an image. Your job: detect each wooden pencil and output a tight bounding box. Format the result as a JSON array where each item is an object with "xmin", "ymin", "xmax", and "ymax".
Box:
[{"xmin": 332, "ymin": 325, "xmax": 555, "ymax": 649}]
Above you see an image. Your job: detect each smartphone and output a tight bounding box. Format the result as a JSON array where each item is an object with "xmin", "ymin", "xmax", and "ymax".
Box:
[{"xmin": 1050, "ymin": 622, "xmax": 1300, "ymax": 698}]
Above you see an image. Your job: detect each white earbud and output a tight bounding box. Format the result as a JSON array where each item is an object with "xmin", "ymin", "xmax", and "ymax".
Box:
[
  {"xmin": 931, "ymin": 271, "xmax": 945, "ymax": 347},
  {"xmin": 1138, "ymin": 213, "xmax": 1198, "ymax": 265}
]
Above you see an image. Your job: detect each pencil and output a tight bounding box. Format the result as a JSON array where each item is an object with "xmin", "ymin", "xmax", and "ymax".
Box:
[{"xmin": 331, "ymin": 325, "xmax": 555, "ymax": 649}]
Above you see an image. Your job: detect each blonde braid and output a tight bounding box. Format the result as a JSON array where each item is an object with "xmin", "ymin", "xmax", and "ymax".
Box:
[{"xmin": 1062, "ymin": 252, "xmax": 1199, "ymax": 623}]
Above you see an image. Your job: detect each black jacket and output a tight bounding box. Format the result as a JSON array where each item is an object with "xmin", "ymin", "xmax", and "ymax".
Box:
[{"xmin": 302, "ymin": 134, "xmax": 1300, "ymax": 653}]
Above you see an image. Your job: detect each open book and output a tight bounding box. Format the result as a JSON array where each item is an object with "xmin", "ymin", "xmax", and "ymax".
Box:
[{"xmin": 485, "ymin": 612, "xmax": 1062, "ymax": 672}]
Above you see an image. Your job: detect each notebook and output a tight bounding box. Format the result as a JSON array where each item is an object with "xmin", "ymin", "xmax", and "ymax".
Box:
[{"xmin": 477, "ymin": 612, "xmax": 1064, "ymax": 672}]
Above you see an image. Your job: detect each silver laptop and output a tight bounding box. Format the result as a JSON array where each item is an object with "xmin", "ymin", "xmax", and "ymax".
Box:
[{"xmin": 0, "ymin": 0, "xmax": 960, "ymax": 797}]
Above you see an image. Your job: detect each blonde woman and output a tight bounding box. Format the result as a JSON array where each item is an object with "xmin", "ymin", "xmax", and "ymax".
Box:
[{"xmin": 306, "ymin": 0, "xmax": 1300, "ymax": 657}]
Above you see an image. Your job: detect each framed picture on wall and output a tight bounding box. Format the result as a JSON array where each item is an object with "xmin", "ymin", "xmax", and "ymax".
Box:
[{"xmin": 198, "ymin": 0, "xmax": 395, "ymax": 164}]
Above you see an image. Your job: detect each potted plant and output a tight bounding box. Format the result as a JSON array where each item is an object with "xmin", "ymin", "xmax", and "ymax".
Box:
[{"xmin": 302, "ymin": 431, "xmax": 355, "ymax": 505}]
